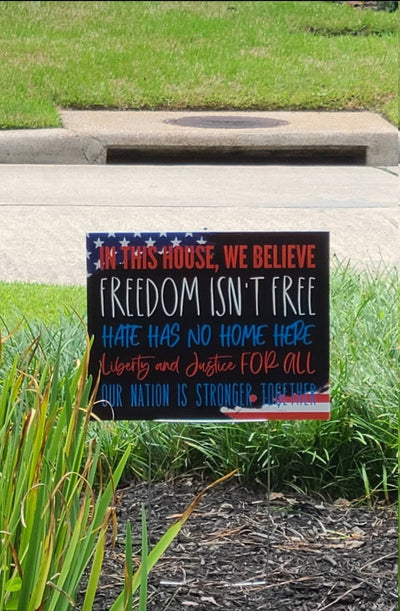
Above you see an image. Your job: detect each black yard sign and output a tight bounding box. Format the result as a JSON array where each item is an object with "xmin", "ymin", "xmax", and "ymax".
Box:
[{"xmin": 87, "ymin": 232, "xmax": 330, "ymax": 421}]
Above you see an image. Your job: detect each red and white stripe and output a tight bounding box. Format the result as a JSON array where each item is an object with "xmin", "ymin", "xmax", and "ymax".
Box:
[{"xmin": 220, "ymin": 393, "xmax": 330, "ymax": 421}]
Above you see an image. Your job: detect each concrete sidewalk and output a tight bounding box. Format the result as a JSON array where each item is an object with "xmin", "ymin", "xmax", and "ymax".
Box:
[
  {"xmin": 0, "ymin": 164, "xmax": 398, "ymax": 285},
  {"xmin": 1, "ymin": 164, "xmax": 397, "ymax": 207}
]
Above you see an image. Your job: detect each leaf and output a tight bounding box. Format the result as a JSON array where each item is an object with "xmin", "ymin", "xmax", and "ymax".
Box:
[
  {"xmin": 17, "ymin": 484, "xmax": 48, "ymax": 611},
  {"xmin": 138, "ymin": 506, "xmax": 148, "ymax": 611},
  {"xmin": 29, "ymin": 526, "xmax": 55, "ymax": 610},
  {"xmin": 201, "ymin": 595, "xmax": 221, "ymax": 606},
  {"xmin": 4, "ymin": 576, "xmax": 22, "ymax": 593},
  {"xmin": 269, "ymin": 492, "xmax": 285, "ymax": 501},
  {"xmin": 81, "ymin": 524, "xmax": 107, "ymax": 611},
  {"xmin": 123, "ymin": 521, "xmax": 133, "ymax": 610}
]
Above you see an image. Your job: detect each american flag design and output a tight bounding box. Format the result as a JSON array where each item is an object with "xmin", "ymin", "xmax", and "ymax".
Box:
[{"xmin": 86, "ymin": 232, "xmax": 210, "ymax": 277}]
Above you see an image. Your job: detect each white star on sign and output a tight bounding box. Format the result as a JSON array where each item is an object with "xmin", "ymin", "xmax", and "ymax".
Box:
[
  {"xmin": 145, "ymin": 237, "xmax": 156, "ymax": 247},
  {"xmin": 95, "ymin": 260, "xmax": 101, "ymax": 270},
  {"xmin": 86, "ymin": 251, "xmax": 92, "ymax": 260},
  {"xmin": 171, "ymin": 237, "xmax": 182, "ymax": 247},
  {"xmin": 196, "ymin": 236, "xmax": 207, "ymax": 245},
  {"xmin": 160, "ymin": 232, "xmax": 168, "ymax": 238},
  {"xmin": 93, "ymin": 237, "xmax": 104, "ymax": 248},
  {"xmin": 185, "ymin": 233, "xmax": 193, "ymax": 237},
  {"xmin": 119, "ymin": 237, "xmax": 130, "ymax": 247},
  {"xmin": 133, "ymin": 233, "xmax": 142, "ymax": 238}
]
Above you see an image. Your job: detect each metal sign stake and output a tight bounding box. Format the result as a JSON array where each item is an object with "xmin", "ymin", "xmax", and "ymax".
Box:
[
  {"xmin": 147, "ymin": 420, "xmax": 153, "ymax": 545},
  {"xmin": 266, "ymin": 419, "xmax": 272, "ymax": 577}
]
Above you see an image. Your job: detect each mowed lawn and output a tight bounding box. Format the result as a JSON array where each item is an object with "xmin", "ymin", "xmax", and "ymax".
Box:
[{"xmin": 0, "ymin": 0, "xmax": 397, "ymax": 128}]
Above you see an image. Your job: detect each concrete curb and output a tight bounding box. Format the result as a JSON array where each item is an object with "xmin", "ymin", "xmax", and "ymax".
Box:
[
  {"xmin": 0, "ymin": 129, "xmax": 103, "ymax": 164},
  {"xmin": 0, "ymin": 110, "xmax": 398, "ymax": 166}
]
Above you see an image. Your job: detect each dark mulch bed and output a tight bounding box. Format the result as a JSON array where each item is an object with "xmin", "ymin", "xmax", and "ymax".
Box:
[{"xmin": 81, "ymin": 478, "xmax": 397, "ymax": 610}]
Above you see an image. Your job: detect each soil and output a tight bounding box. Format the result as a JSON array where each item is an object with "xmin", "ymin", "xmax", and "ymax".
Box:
[{"xmin": 80, "ymin": 477, "xmax": 398, "ymax": 610}]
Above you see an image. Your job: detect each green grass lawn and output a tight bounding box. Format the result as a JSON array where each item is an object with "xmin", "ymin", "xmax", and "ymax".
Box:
[
  {"xmin": 0, "ymin": 281, "xmax": 86, "ymax": 329},
  {"xmin": 0, "ymin": 1, "xmax": 397, "ymax": 128}
]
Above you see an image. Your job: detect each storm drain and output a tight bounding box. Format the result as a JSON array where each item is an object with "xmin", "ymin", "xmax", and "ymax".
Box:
[
  {"xmin": 106, "ymin": 113, "xmax": 367, "ymax": 165},
  {"xmin": 106, "ymin": 145, "xmax": 367, "ymax": 165}
]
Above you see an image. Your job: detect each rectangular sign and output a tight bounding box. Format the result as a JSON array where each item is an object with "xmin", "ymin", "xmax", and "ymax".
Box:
[{"xmin": 87, "ymin": 232, "xmax": 329, "ymax": 421}]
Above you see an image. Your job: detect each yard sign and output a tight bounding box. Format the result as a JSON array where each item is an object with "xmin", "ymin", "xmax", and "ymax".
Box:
[{"xmin": 87, "ymin": 232, "xmax": 330, "ymax": 421}]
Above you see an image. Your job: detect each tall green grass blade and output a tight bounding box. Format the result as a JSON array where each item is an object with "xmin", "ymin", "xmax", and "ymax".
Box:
[
  {"xmin": 81, "ymin": 523, "xmax": 107, "ymax": 611},
  {"xmin": 139, "ymin": 506, "xmax": 148, "ymax": 611},
  {"xmin": 17, "ymin": 484, "xmax": 47, "ymax": 611},
  {"xmin": 381, "ymin": 464, "xmax": 389, "ymax": 503},
  {"xmin": 29, "ymin": 505, "xmax": 55, "ymax": 610},
  {"xmin": 123, "ymin": 521, "xmax": 133, "ymax": 611},
  {"xmin": 360, "ymin": 464, "xmax": 371, "ymax": 506}
]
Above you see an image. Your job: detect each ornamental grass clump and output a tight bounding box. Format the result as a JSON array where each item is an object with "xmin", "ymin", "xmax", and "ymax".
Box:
[{"xmin": 0, "ymin": 331, "xmax": 131, "ymax": 610}]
